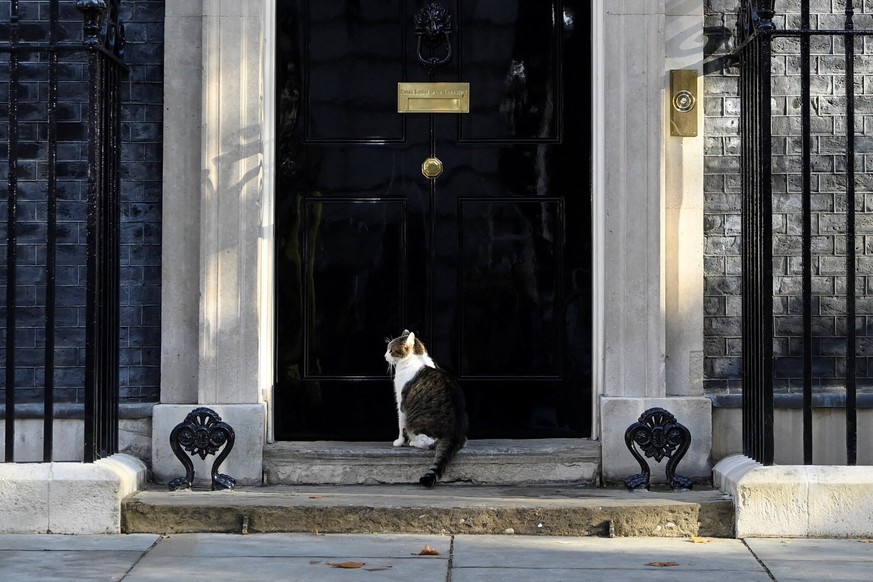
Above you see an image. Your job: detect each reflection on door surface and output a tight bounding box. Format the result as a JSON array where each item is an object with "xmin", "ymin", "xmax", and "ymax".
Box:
[{"xmin": 275, "ymin": 0, "xmax": 591, "ymax": 440}]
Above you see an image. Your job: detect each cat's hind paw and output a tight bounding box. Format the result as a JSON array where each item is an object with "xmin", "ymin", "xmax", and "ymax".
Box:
[{"xmin": 409, "ymin": 434, "xmax": 436, "ymax": 449}]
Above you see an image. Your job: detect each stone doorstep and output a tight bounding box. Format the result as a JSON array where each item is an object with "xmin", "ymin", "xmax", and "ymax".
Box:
[
  {"xmin": 714, "ymin": 454, "xmax": 873, "ymax": 538},
  {"xmin": 132, "ymin": 440, "xmax": 733, "ymax": 538},
  {"xmin": 263, "ymin": 439, "xmax": 602, "ymax": 486},
  {"xmin": 121, "ymin": 484, "xmax": 734, "ymax": 538}
]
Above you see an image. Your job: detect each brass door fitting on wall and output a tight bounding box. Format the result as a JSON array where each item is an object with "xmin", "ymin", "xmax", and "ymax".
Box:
[{"xmin": 670, "ymin": 69, "xmax": 698, "ymax": 137}]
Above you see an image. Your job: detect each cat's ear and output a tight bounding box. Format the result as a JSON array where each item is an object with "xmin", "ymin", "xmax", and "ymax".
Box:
[{"xmin": 405, "ymin": 332, "xmax": 416, "ymax": 347}]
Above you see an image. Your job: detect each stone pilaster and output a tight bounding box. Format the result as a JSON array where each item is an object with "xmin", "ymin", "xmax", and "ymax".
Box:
[
  {"xmin": 597, "ymin": 0, "xmax": 711, "ymax": 483},
  {"xmin": 160, "ymin": 0, "xmax": 202, "ymax": 405},
  {"xmin": 155, "ymin": 0, "xmax": 270, "ymax": 485},
  {"xmin": 665, "ymin": 0, "xmax": 704, "ymax": 398},
  {"xmin": 601, "ymin": 0, "xmax": 667, "ymax": 400}
]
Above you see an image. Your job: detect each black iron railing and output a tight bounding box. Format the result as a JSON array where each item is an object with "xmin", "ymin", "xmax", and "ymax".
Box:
[
  {"xmin": 736, "ymin": 0, "xmax": 776, "ymax": 465},
  {"xmin": 1, "ymin": 0, "xmax": 126, "ymax": 462},
  {"xmin": 736, "ymin": 1, "xmax": 871, "ymax": 465}
]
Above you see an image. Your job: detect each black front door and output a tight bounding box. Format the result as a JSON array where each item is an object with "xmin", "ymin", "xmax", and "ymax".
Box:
[{"xmin": 275, "ymin": 0, "xmax": 591, "ymax": 440}]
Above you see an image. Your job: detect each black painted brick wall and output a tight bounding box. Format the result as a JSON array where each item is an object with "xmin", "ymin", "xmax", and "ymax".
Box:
[
  {"xmin": 118, "ymin": 0, "xmax": 162, "ymax": 402},
  {"xmin": 704, "ymin": 1, "xmax": 873, "ymax": 396},
  {"xmin": 0, "ymin": 0, "xmax": 163, "ymax": 406}
]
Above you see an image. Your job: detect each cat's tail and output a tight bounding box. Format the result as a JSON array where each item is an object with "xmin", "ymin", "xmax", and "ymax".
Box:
[{"xmin": 419, "ymin": 435, "xmax": 465, "ymax": 488}]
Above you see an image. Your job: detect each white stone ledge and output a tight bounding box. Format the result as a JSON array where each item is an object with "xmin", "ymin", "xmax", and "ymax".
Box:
[
  {"xmin": 0, "ymin": 453, "xmax": 147, "ymax": 534},
  {"xmin": 714, "ymin": 454, "xmax": 873, "ymax": 538}
]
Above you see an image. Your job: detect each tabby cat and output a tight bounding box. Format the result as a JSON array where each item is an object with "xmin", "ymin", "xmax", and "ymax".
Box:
[{"xmin": 384, "ymin": 330, "xmax": 468, "ymax": 487}]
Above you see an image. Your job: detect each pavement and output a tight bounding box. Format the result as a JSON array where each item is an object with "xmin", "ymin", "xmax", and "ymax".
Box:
[{"xmin": 2, "ymin": 533, "xmax": 873, "ymax": 581}]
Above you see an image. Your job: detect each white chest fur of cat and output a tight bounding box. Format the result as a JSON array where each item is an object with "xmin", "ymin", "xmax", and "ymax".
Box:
[{"xmin": 385, "ymin": 332, "xmax": 436, "ymax": 449}]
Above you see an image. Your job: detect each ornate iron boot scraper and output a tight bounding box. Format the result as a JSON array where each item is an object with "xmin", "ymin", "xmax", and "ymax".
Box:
[
  {"xmin": 168, "ymin": 407, "xmax": 236, "ymax": 491},
  {"xmin": 623, "ymin": 407, "xmax": 693, "ymax": 491}
]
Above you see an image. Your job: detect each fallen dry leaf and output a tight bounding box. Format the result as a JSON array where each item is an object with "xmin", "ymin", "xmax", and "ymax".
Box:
[
  {"xmin": 646, "ymin": 562, "xmax": 679, "ymax": 568},
  {"xmin": 858, "ymin": 539, "xmax": 873, "ymax": 544},
  {"xmin": 328, "ymin": 561, "xmax": 366, "ymax": 569},
  {"xmin": 418, "ymin": 545, "xmax": 441, "ymax": 556},
  {"xmin": 688, "ymin": 536, "xmax": 712, "ymax": 544}
]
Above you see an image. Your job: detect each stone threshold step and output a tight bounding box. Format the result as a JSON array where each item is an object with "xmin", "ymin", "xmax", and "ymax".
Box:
[
  {"xmin": 263, "ymin": 439, "xmax": 601, "ymax": 486},
  {"xmin": 122, "ymin": 485, "xmax": 733, "ymax": 538}
]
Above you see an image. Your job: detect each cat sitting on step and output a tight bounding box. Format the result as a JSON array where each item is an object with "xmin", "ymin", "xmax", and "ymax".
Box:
[{"xmin": 384, "ymin": 330, "xmax": 468, "ymax": 487}]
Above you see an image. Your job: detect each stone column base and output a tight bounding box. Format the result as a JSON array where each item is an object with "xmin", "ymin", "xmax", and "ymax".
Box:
[
  {"xmin": 600, "ymin": 396, "xmax": 712, "ymax": 485},
  {"xmin": 151, "ymin": 403, "xmax": 266, "ymax": 487}
]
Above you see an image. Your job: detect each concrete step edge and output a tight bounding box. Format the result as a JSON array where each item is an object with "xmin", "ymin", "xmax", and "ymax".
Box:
[
  {"xmin": 263, "ymin": 439, "xmax": 602, "ymax": 486},
  {"xmin": 121, "ymin": 485, "xmax": 734, "ymax": 538}
]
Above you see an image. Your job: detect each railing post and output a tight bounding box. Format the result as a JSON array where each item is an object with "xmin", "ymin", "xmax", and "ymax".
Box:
[
  {"xmin": 759, "ymin": 15, "xmax": 774, "ymax": 467},
  {"xmin": 738, "ymin": 0, "xmax": 775, "ymax": 465},
  {"xmin": 800, "ymin": 0, "xmax": 813, "ymax": 465},
  {"xmin": 77, "ymin": 0, "xmax": 123, "ymax": 462},
  {"xmin": 4, "ymin": 0, "xmax": 21, "ymax": 463},
  {"xmin": 78, "ymin": 0, "xmax": 107, "ymax": 463},
  {"xmin": 735, "ymin": 1, "xmax": 869, "ymax": 466},
  {"xmin": 844, "ymin": 1, "xmax": 858, "ymax": 466}
]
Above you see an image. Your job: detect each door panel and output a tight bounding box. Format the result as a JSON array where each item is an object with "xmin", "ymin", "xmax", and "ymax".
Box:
[
  {"xmin": 303, "ymin": 198, "xmax": 407, "ymax": 378},
  {"xmin": 458, "ymin": 1, "xmax": 560, "ymax": 142},
  {"xmin": 305, "ymin": 2, "xmax": 406, "ymax": 141},
  {"xmin": 275, "ymin": 0, "xmax": 590, "ymax": 440},
  {"xmin": 457, "ymin": 198, "xmax": 563, "ymax": 377}
]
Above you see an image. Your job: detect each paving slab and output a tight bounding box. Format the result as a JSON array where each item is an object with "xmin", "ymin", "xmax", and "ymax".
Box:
[
  {"xmin": 452, "ymin": 535, "xmax": 770, "ymax": 581},
  {"xmin": 451, "ymin": 568, "xmax": 771, "ymax": 582},
  {"xmin": 746, "ymin": 538, "xmax": 873, "ymax": 582},
  {"xmin": 0, "ymin": 533, "xmax": 159, "ymax": 551},
  {"xmin": 0, "ymin": 550, "xmax": 149, "ymax": 582},
  {"xmin": 0, "ymin": 534, "xmax": 159, "ymax": 582},
  {"xmin": 143, "ymin": 532, "xmax": 452, "ymax": 558},
  {"xmin": 124, "ymin": 555, "xmax": 448, "ymax": 582},
  {"xmin": 17, "ymin": 533, "xmax": 873, "ymax": 582},
  {"xmin": 124, "ymin": 533, "xmax": 449, "ymax": 582}
]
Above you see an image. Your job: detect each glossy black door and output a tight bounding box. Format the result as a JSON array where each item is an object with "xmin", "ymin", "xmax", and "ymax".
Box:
[{"xmin": 275, "ymin": 0, "xmax": 591, "ymax": 440}]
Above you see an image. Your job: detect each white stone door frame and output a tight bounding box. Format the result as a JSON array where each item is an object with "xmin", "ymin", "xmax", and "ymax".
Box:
[
  {"xmin": 156, "ymin": 0, "xmax": 710, "ymax": 485},
  {"xmin": 590, "ymin": 0, "xmax": 607, "ymax": 440},
  {"xmin": 596, "ymin": 0, "xmax": 712, "ymax": 483}
]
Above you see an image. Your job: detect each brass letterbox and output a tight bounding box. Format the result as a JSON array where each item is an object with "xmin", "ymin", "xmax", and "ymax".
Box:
[{"xmin": 398, "ymin": 82, "xmax": 470, "ymax": 114}]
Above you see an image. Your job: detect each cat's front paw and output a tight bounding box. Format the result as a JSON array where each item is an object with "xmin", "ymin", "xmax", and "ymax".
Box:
[
  {"xmin": 409, "ymin": 434, "xmax": 436, "ymax": 449},
  {"xmin": 392, "ymin": 437, "xmax": 406, "ymax": 447}
]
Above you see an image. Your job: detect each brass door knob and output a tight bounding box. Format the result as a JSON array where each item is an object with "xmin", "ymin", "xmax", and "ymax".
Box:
[{"xmin": 421, "ymin": 156, "xmax": 444, "ymax": 179}]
